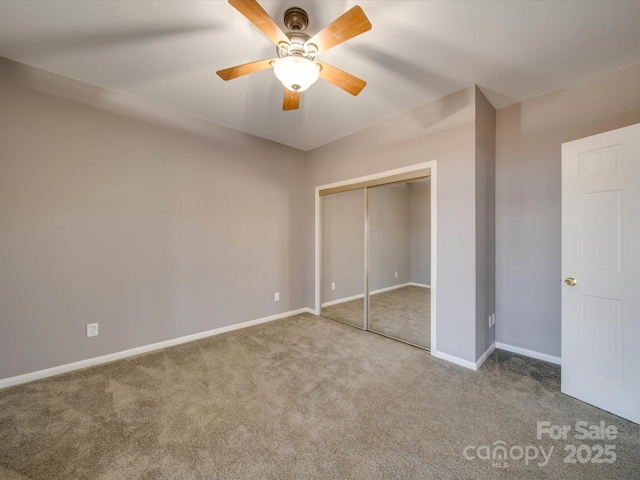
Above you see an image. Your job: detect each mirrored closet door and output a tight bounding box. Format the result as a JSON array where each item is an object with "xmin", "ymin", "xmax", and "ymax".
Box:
[
  {"xmin": 320, "ymin": 174, "xmax": 431, "ymax": 350},
  {"xmin": 321, "ymin": 188, "xmax": 365, "ymax": 329},
  {"xmin": 368, "ymin": 179, "xmax": 431, "ymax": 348}
]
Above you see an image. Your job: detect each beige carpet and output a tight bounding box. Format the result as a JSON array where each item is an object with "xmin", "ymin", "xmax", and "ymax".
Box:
[
  {"xmin": 321, "ymin": 295, "xmax": 366, "ymax": 328},
  {"xmin": 1, "ymin": 313, "xmax": 639, "ymax": 479},
  {"xmin": 369, "ymin": 285, "xmax": 430, "ymax": 348},
  {"xmin": 322, "ymin": 285, "xmax": 430, "ymax": 348}
]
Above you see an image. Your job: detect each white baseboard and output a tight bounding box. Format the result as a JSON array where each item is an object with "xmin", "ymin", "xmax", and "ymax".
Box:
[
  {"xmin": 370, "ymin": 282, "xmax": 410, "ymax": 295},
  {"xmin": 409, "ymin": 282, "xmax": 431, "ymax": 288},
  {"xmin": 0, "ymin": 307, "xmax": 314, "ymax": 389},
  {"xmin": 476, "ymin": 342, "xmax": 496, "ymax": 369},
  {"xmin": 495, "ymin": 342, "xmax": 561, "ymax": 365},
  {"xmin": 321, "ymin": 283, "xmax": 411, "ymax": 308},
  {"xmin": 322, "ymin": 293, "xmax": 364, "ymax": 308},
  {"xmin": 430, "ymin": 343, "xmax": 496, "ymax": 371},
  {"xmin": 431, "ymin": 349, "xmax": 478, "ymax": 371}
]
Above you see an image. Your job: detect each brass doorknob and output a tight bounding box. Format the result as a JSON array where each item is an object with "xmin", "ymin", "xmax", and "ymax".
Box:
[{"xmin": 564, "ymin": 277, "xmax": 577, "ymax": 287}]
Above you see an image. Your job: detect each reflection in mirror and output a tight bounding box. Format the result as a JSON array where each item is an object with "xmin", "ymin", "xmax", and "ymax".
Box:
[
  {"xmin": 368, "ymin": 178, "xmax": 431, "ymax": 348},
  {"xmin": 321, "ymin": 189, "xmax": 365, "ymax": 328}
]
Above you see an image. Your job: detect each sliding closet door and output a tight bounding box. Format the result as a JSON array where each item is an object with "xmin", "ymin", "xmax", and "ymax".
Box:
[
  {"xmin": 321, "ymin": 189, "xmax": 365, "ymax": 328},
  {"xmin": 368, "ymin": 180, "xmax": 431, "ymax": 348}
]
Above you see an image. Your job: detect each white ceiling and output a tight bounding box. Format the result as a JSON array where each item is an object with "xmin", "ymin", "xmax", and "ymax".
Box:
[{"xmin": 1, "ymin": 1, "xmax": 640, "ymax": 151}]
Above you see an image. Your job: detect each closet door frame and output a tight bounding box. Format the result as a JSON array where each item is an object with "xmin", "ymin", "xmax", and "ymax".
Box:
[{"xmin": 315, "ymin": 161, "xmax": 437, "ymax": 351}]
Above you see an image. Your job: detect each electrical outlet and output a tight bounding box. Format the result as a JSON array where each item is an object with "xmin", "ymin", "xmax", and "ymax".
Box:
[
  {"xmin": 274, "ymin": 292, "xmax": 279, "ymax": 302},
  {"xmin": 395, "ymin": 271, "xmax": 398, "ymax": 278},
  {"xmin": 86, "ymin": 323, "xmax": 99, "ymax": 337},
  {"xmin": 331, "ymin": 282, "xmax": 335, "ymax": 290}
]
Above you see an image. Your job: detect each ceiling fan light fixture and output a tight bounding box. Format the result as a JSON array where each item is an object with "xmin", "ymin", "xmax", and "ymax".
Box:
[
  {"xmin": 273, "ymin": 55, "xmax": 320, "ymax": 92},
  {"xmin": 217, "ymin": 1, "xmax": 372, "ymax": 110}
]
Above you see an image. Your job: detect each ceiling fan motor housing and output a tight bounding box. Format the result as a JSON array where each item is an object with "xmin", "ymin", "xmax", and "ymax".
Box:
[
  {"xmin": 284, "ymin": 7, "xmax": 308, "ymax": 31},
  {"xmin": 277, "ymin": 7, "xmax": 316, "ymax": 59}
]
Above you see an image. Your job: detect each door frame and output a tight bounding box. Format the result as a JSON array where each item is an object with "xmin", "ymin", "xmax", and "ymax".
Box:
[{"xmin": 314, "ymin": 161, "xmax": 437, "ymax": 351}]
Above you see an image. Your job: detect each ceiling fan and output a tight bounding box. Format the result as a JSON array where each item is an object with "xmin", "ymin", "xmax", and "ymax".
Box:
[{"xmin": 216, "ymin": 0, "xmax": 372, "ymax": 111}]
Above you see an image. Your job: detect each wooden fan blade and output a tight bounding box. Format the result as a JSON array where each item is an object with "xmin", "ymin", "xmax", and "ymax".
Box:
[
  {"xmin": 228, "ymin": 0, "xmax": 289, "ymax": 47},
  {"xmin": 217, "ymin": 58, "xmax": 275, "ymax": 80},
  {"xmin": 283, "ymin": 89, "xmax": 300, "ymax": 110},
  {"xmin": 305, "ymin": 6, "xmax": 371, "ymax": 54},
  {"xmin": 317, "ymin": 62, "xmax": 367, "ymax": 96}
]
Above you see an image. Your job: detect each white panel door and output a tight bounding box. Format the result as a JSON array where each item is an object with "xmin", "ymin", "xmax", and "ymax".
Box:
[{"xmin": 561, "ymin": 123, "xmax": 640, "ymax": 424}]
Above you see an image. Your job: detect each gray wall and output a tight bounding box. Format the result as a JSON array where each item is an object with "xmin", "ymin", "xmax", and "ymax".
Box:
[
  {"xmin": 496, "ymin": 63, "xmax": 640, "ymax": 357},
  {"xmin": 321, "ymin": 189, "xmax": 364, "ymax": 303},
  {"xmin": 5, "ymin": 52, "xmax": 638, "ymax": 379},
  {"xmin": 0, "ymin": 58, "xmax": 308, "ymax": 379},
  {"xmin": 409, "ymin": 179, "xmax": 431, "ymax": 286},
  {"xmin": 308, "ymin": 87, "xmax": 481, "ymax": 362},
  {"xmin": 475, "ymin": 88, "xmax": 497, "ymax": 356}
]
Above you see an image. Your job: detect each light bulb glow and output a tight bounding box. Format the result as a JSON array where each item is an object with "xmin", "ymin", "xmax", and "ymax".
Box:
[{"xmin": 273, "ymin": 56, "xmax": 320, "ymax": 92}]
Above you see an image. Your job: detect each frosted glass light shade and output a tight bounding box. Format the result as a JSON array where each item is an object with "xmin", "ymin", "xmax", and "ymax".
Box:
[{"xmin": 273, "ymin": 56, "xmax": 320, "ymax": 92}]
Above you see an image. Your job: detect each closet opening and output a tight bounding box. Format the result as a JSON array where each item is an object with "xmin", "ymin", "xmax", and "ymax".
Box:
[{"xmin": 315, "ymin": 163, "xmax": 436, "ymax": 351}]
